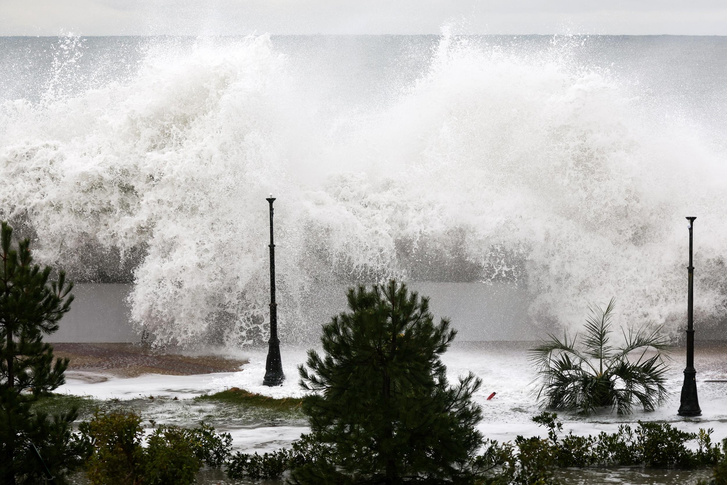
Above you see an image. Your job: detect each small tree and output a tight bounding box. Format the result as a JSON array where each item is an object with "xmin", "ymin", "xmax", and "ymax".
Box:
[
  {"xmin": 297, "ymin": 280, "xmax": 483, "ymax": 484},
  {"xmin": 0, "ymin": 220, "xmax": 79, "ymax": 484},
  {"xmin": 530, "ymin": 298, "xmax": 670, "ymax": 415}
]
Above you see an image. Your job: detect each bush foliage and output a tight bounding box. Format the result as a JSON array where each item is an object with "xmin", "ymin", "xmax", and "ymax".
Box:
[
  {"xmin": 79, "ymin": 410, "xmax": 232, "ymax": 485},
  {"xmin": 227, "ymin": 411, "xmax": 726, "ymax": 484}
]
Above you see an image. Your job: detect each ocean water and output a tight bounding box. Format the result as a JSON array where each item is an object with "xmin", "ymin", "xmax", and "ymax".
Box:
[{"xmin": 1, "ymin": 34, "xmax": 725, "ymax": 346}]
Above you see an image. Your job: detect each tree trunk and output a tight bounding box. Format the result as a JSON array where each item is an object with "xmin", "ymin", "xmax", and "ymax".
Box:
[{"xmin": 4, "ymin": 328, "xmax": 16, "ymax": 485}]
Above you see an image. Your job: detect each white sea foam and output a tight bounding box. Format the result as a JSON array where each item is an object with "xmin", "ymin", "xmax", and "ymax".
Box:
[
  {"xmin": 0, "ymin": 34, "xmax": 725, "ymax": 346},
  {"xmin": 58, "ymin": 343, "xmax": 726, "ymax": 453}
]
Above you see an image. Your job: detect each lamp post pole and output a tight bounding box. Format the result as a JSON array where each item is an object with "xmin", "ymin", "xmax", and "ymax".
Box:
[
  {"xmin": 678, "ymin": 216, "xmax": 700, "ymax": 416},
  {"xmin": 263, "ymin": 196, "xmax": 285, "ymax": 386}
]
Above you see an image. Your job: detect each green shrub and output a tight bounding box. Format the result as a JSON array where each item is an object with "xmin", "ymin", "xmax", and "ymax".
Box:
[
  {"xmin": 226, "ymin": 433, "xmax": 333, "ymax": 481},
  {"xmin": 80, "ymin": 410, "xmax": 232, "ymax": 485},
  {"xmin": 226, "ymin": 448, "xmax": 293, "ymax": 481},
  {"xmin": 591, "ymin": 427, "xmax": 634, "ymax": 466},
  {"xmin": 144, "ymin": 426, "xmax": 201, "ymax": 485},
  {"xmin": 527, "ymin": 411, "xmax": 725, "ymax": 471},
  {"xmin": 557, "ymin": 433, "xmax": 596, "ymax": 467},
  {"xmin": 632, "ymin": 421, "xmax": 697, "ymax": 468},
  {"xmin": 472, "ymin": 439, "xmax": 516, "ymax": 485},
  {"xmin": 713, "ymin": 439, "xmax": 727, "ymax": 485},
  {"xmin": 223, "ymin": 413, "xmax": 727, "ymax": 484},
  {"xmin": 81, "ymin": 410, "xmax": 145, "ymax": 485},
  {"xmin": 513, "ymin": 436, "xmax": 559, "ymax": 485},
  {"xmin": 187, "ymin": 421, "xmax": 233, "ymax": 468}
]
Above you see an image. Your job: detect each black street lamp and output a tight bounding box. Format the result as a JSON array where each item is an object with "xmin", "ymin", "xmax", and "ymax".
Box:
[
  {"xmin": 263, "ymin": 195, "xmax": 285, "ymax": 386},
  {"xmin": 678, "ymin": 216, "xmax": 701, "ymax": 416}
]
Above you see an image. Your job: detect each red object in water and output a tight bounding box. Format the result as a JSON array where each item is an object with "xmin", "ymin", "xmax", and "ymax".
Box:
[{"xmin": 487, "ymin": 392, "xmax": 496, "ymax": 401}]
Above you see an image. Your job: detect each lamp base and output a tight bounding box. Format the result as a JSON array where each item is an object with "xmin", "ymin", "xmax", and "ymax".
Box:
[
  {"xmin": 263, "ymin": 340, "xmax": 285, "ymax": 387},
  {"xmin": 678, "ymin": 368, "xmax": 701, "ymax": 417}
]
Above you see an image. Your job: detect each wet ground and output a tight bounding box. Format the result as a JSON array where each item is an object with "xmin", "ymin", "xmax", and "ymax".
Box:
[
  {"xmin": 53, "ymin": 342, "xmax": 247, "ymax": 377},
  {"xmin": 57, "ymin": 341, "xmax": 725, "ymax": 484}
]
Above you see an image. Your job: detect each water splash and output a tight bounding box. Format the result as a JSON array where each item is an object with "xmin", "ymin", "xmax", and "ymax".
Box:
[{"xmin": 0, "ymin": 34, "xmax": 724, "ymax": 346}]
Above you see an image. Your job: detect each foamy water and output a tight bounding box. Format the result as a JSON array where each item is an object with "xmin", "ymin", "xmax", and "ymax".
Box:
[
  {"xmin": 1, "ymin": 34, "xmax": 725, "ymax": 346},
  {"xmin": 58, "ymin": 342, "xmax": 726, "ymax": 454}
]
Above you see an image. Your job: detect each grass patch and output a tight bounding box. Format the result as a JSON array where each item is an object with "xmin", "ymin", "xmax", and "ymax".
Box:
[
  {"xmin": 29, "ymin": 388, "xmax": 307, "ymax": 429},
  {"xmin": 196, "ymin": 387, "xmax": 304, "ymax": 412},
  {"xmin": 31, "ymin": 393, "xmax": 101, "ymax": 420}
]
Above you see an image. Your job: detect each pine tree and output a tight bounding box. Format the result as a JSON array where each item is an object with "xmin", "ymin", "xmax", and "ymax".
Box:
[
  {"xmin": 0, "ymin": 221, "xmax": 80, "ymax": 484},
  {"xmin": 297, "ymin": 280, "xmax": 484, "ymax": 484}
]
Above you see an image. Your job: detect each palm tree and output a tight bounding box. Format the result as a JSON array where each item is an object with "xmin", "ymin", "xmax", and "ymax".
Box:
[{"xmin": 530, "ymin": 298, "xmax": 670, "ymax": 415}]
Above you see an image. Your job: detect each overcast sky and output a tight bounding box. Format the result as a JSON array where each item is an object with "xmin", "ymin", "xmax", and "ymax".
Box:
[{"xmin": 1, "ymin": 0, "xmax": 725, "ymax": 36}]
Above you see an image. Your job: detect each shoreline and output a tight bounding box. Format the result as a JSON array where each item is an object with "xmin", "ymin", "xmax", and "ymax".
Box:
[{"xmin": 52, "ymin": 340, "xmax": 726, "ymax": 379}]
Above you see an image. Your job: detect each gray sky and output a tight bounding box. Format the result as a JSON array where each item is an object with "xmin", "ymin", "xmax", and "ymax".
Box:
[{"xmin": 1, "ymin": 0, "xmax": 725, "ymax": 36}]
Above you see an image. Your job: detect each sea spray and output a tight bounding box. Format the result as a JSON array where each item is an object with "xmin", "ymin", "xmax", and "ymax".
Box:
[{"xmin": 0, "ymin": 34, "xmax": 724, "ymax": 346}]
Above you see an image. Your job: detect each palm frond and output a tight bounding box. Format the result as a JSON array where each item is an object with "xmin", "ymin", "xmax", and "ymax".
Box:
[
  {"xmin": 538, "ymin": 365, "xmax": 591, "ymax": 410},
  {"xmin": 582, "ymin": 298, "xmax": 616, "ymax": 366},
  {"xmin": 529, "ymin": 332, "xmax": 586, "ymax": 369},
  {"xmin": 615, "ymin": 325, "xmax": 671, "ymax": 360},
  {"xmin": 609, "ymin": 356, "xmax": 668, "ymax": 414},
  {"xmin": 533, "ymin": 350, "xmax": 592, "ymax": 409}
]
